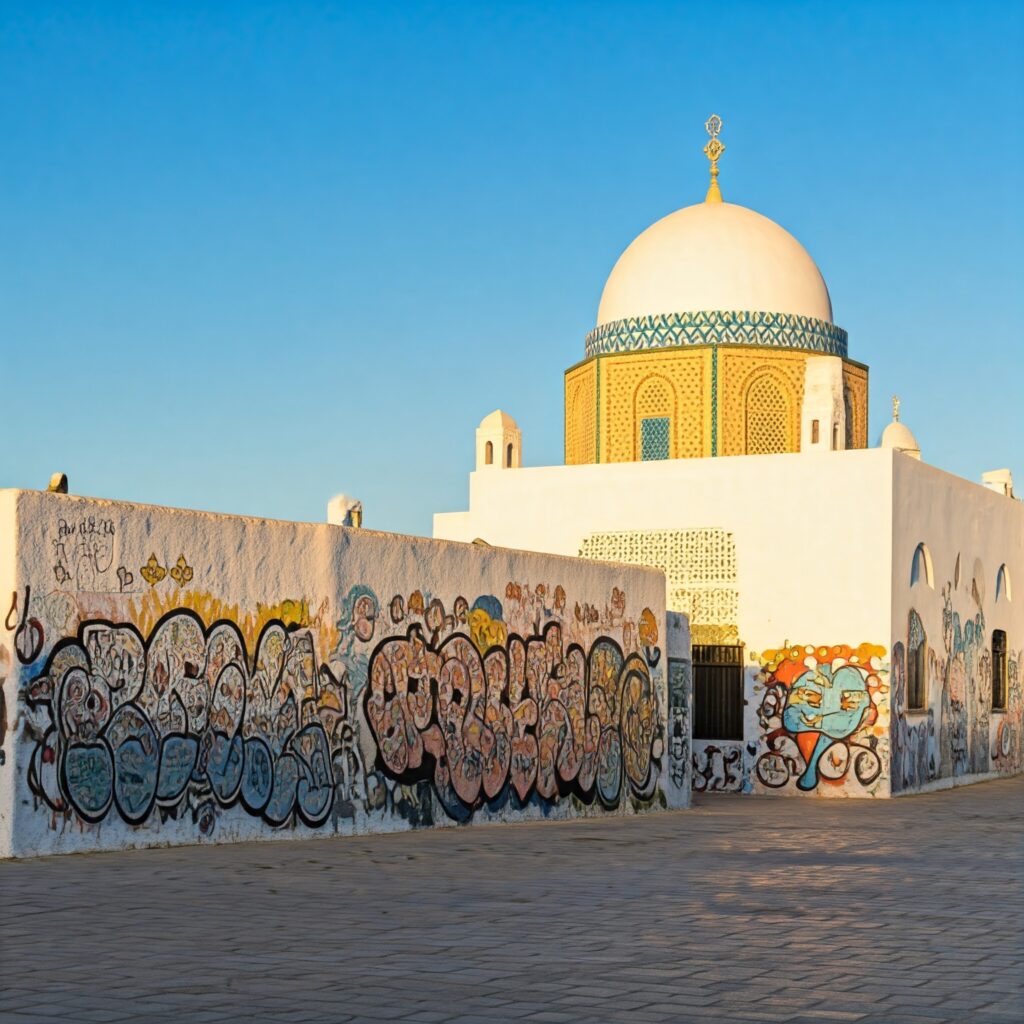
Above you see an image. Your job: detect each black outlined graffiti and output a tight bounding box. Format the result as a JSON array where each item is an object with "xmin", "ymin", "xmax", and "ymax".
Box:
[
  {"xmin": 51, "ymin": 517, "xmax": 116, "ymax": 590},
  {"xmin": 7, "ymin": 587, "xmax": 44, "ymax": 665},
  {"xmin": 364, "ymin": 621, "xmax": 662, "ymax": 819},
  {"xmin": 26, "ymin": 610, "xmax": 354, "ymax": 832}
]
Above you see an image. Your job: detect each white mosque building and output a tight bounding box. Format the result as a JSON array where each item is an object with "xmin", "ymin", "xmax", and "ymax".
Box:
[
  {"xmin": 2, "ymin": 118, "xmax": 1021, "ymax": 863},
  {"xmin": 435, "ymin": 117, "xmax": 1023, "ymax": 798}
]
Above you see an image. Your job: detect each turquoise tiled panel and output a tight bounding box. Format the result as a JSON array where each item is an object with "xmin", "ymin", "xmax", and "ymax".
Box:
[
  {"xmin": 641, "ymin": 417, "xmax": 670, "ymax": 461},
  {"xmin": 584, "ymin": 309, "xmax": 848, "ymax": 358}
]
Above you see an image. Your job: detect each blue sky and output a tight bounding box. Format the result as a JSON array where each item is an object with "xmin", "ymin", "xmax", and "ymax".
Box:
[{"xmin": 2, "ymin": 1, "xmax": 1022, "ymax": 536}]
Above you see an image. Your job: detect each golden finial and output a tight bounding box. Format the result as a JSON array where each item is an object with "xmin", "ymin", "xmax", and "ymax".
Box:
[
  {"xmin": 704, "ymin": 114, "xmax": 725, "ymax": 203},
  {"xmin": 892, "ymin": 395, "xmax": 901, "ymax": 422}
]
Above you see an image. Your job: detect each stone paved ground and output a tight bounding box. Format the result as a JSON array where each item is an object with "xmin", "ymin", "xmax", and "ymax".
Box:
[{"xmin": 1, "ymin": 777, "xmax": 1021, "ymax": 1024}]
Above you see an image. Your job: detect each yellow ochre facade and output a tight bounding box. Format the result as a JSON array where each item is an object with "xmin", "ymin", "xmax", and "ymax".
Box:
[{"xmin": 565, "ymin": 347, "xmax": 869, "ymax": 463}]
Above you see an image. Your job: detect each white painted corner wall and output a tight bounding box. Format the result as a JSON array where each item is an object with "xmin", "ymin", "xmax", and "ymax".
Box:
[
  {"xmin": 435, "ymin": 448, "xmax": 898, "ymax": 798},
  {"xmin": 1, "ymin": 489, "xmax": 687, "ymax": 859},
  {"xmin": 889, "ymin": 455, "xmax": 1024, "ymax": 793}
]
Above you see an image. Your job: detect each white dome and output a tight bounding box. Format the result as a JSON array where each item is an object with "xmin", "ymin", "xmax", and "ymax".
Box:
[
  {"xmin": 478, "ymin": 409, "xmax": 519, "ymax": 430},
  {"xmin": 880, "ymin": 420, "xmax": 921, "ymax": 460},
  {"xmin": 597, "ymin": 201, "xmax": 833, "ymax": 327}
]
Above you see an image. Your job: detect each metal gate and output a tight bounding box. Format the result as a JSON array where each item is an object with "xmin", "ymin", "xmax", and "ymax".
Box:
[{"xmin": 692, "ymin": 643, "xmax": 744, "ymax": 740}]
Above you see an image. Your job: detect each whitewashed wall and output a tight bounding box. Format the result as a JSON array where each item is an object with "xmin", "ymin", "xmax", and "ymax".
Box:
[
  {"xmin": 889, "ymin": 456, "xmax": 1024, "ymax": 793},
  {"xmin": 434, "ymin": 448, "xmax": 948, "ymax": 798},
  {"xmin": 0, "ymin": 489, "xmax": 684, "ymax": 859}
]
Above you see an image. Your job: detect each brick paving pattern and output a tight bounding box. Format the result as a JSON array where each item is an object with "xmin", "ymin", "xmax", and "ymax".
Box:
[{"xmin": 1, "ymin": 777, "xmax": 1021, "ymax": 1023}]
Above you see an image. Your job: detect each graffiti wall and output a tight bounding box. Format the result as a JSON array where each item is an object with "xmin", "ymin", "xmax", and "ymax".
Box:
[
  {"xmin": 888, "ymin": 456, "xmax": 1023, "ymax": 793},
  {"xmin": 0, "ymin": 491, "xmax": 684, "ymax": 858},
  {"xmin": 892, "ymin": 583, "xmax": 1022, "ymax": 794},
  {"xmin": 750, "ymin": 644, "xmax": 890, "ymax": 797},
  {"xmin": 688, "ymin": 643, "xmax": 890, "ymax": 798},
  {"xmin": 692, "ymin": 741, "xmax": 745, "ymax": 793},
  {"xmin": 664, "ymin": 612, "xmax": 692, "ymax": 801}
]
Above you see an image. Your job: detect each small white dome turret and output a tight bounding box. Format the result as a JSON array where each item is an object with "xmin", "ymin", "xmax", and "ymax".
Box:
[
  {"xmin": 880, "ymin": 396, "xmax": 921, "ymax": 460},
  {"xmin": 476, "ymin": 410, "xmax": 522, "ymax": 470}
]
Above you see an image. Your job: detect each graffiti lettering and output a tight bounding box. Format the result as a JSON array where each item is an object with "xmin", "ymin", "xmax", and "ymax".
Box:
[
  {"xmin": 692, "ymin": 743, "xmax": 743, "ymax": 792},
  {"xmin": 27, "ymin": 611, "xmax": 357, "ymax": 831},
  {"xmin": 365, "ymin": 622, "xmax": 661, "ymax": 817},
  {"xmin": 22, "ymin": 579, "xmax": 669, "ymax": 842},
  {"xmin": 52, "ymin": 518, "xmax": 116, "ymax": 591}
]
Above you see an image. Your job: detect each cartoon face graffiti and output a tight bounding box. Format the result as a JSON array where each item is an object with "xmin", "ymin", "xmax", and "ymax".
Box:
[{"xmin": 782, "ymin": 663, "xmax": 870, "ymax": 790}]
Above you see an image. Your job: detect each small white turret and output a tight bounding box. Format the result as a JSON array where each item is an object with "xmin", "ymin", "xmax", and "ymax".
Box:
[
  {"xmin": 476, "ymin": 410, "xmax": 521, "ymax": 470},
  {"xmin": 982, "ymin": 469, "xmax": 1014, "ymax": 498},
  {"xmin": 879, "ymin": 395, "xmax": 921, "ymax": 460}
]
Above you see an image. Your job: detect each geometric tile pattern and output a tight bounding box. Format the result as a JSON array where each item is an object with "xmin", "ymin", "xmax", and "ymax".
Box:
[
  {"xmin": 718, "ymin": 351, "xmax": 804, "ymax": 457},
  {"xmin": 841, "ymin": 361, "xmax": 869, "ymax": 449},
  {"xmin": 745, "ymin": 373, "xmax": 790, "ymax": 454},
  {"xmin": 585, "ymin": 309, "xmax": 848, "ymax": 358},
  {"xmin": 640, "ymin": 417, "xmax": 670, "ymax": 461},
  {"xmin": 600, "ymin": 349, "xmax": 707, "ymax": 462},
  {"xmin": 564, "ymin": 361, "xmax": 598, "ymax": 464},
  {"xmin": 710, "ymin": 347, "xmax": 719, "ymax": 456}
]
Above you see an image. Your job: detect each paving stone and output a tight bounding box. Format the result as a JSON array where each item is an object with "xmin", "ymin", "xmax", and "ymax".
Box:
[{"xmin": 0, "ymin": 776, "xmax": 1020, "ymax": 1024}]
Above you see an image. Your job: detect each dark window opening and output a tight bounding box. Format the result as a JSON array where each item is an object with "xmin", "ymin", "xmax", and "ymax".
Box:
[
  {"xmin": 811, "ymin": 419, "xmax": 820, "ymax": 444},
  {"xmin": 506, "ymin": 443, "xmax": 513, "ymax": 468},
  {"xmin": 485, "ymin": 441, "xmax": 493, "ymax": 465},
  {"xmin": 993, "ymin": 630, "xmax": 1008, "ymax": 711},
  {"xmin": 693, "ymin": 644, "xmax": 744, "ymax": 740}
]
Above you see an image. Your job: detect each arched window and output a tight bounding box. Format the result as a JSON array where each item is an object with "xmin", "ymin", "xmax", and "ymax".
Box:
[
  {"xmin": 485, "ymin": 441, "xmax": 493, "ymax": 465},
  {"xmin": 505, "ymin": 443, "xmax": 513, "ymax": 468},
  {"xmin": 832, "ymin": 422, "xmax": 839, "ymax": 450},
  {"xmin": 954, "ymin": 553, "xmax": 961, "ymax": 589},
  {"xmin": 996, "ymin": 564, "xmax": 1012, "ymax": 603},
  {"xmin": 907, "ymin": 610, "xmax": 927, "ymax": 710},
  {"xmin": 910, "ymin": 543, "xmax": 934, "ymax": 588},
  {"xmin": 745, "ymin": 374, "xmax": 790, "ymax": 454},
  {"xmin": 634, "ymin": 375, "xmax": 675, "ymax": 461},
  {"xmin": 992, "ymin": 630, "xmax": 1008, "ymax": 710}
]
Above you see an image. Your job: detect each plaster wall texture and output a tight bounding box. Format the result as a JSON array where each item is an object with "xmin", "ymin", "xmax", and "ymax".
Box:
[
  {"xmin": 435, "ymin": 447, "xmax": 893, "ymax": 643},
  {"xmin": 800, "ymin": 354, "xmax": 846, "ymax": 451},
  {"xmin": 889, "ymin": 455, "xmax": 1024, "ymax": 793},
  {"xmin": 435, "ymin": 447, "xmax": 1021, "ymax": 797},
  {"xmin": 0, "ymin": 490, "xmax": 683, "ymax": 859}
]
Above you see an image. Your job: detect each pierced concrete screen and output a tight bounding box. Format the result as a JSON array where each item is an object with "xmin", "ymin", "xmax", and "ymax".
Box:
[{"xmin": 580, "ymin": 528, "xmax": 738, "ymax": 645}]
